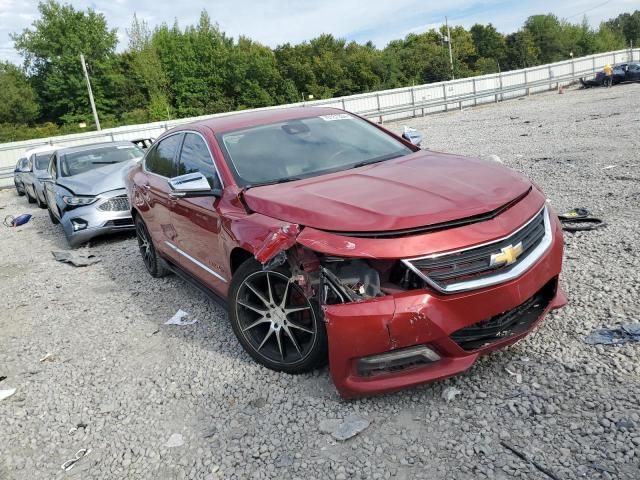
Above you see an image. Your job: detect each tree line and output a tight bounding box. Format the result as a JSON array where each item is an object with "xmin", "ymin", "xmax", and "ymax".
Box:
[{"xmin": 1, "ymin": 0, "xmax": 638, "ymax": 142}]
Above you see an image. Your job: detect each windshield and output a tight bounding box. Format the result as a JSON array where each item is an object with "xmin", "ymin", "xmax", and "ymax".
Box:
[
  {"xmin": 35, "ymin": 153, "xmax": 52, "ymax": 170},
  {"xmin": 217, "ymin": 113, "xmax": 414, "ymax": 186},
  {"xmin": 60, "ymin": 145, "xmax": 144, "ymax": 177}
]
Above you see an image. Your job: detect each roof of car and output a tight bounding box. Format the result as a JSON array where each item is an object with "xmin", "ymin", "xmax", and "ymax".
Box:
[
  {"xmin": 25, "ymin": 144, "xmax": 66, "ymax": 156},
  {"xmin": 55, "ymin": 141, "xmax": 139, "ymax": 156},
  {"xmin": 179, "ymin": 106, "xmax": 346, "ymax": 134}
]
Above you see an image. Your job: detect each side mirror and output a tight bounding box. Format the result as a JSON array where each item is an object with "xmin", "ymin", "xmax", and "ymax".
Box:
[
  {"xmin": 168, "ymin": 172, "xmax": 221, "ymax": 197},
  {"xmin": 402, "ymin": 126, "xmax": 424, "ymax": 147}
]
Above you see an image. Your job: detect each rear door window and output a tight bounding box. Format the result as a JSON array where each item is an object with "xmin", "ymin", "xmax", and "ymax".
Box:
[{"xmin": 145, "ymin": 134, "xmax": 183, "ymax": 178}]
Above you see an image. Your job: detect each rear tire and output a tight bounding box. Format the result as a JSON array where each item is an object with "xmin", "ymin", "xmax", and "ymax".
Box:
[
  {"xmin": 36, "ymin": 194, "xmax": 47, "ymax": 209},
  {"xmin": 135, "ymin": 215, "xmax": 169, "ymax": 278},
  {"xmin": 228, "ymin": 259, "xmax": 327, "ymax": 374},
  {"xmin": 26, "ymin": 191, "xmax": 36, "ymax": 204},
  {"xmin": 15, "ymin": 185, "xmax": 25, "ymax": 196}
]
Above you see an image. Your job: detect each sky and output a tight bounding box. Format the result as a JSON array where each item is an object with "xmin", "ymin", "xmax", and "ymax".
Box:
[{"xmin": 0, "ymin": 0, "xmax": 637, "ymax": 64}]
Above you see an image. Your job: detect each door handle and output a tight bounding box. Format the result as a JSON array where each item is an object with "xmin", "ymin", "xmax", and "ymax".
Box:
[{"xmin": 168, "ymin": 192, "xmax": 185, "ymax": 200}]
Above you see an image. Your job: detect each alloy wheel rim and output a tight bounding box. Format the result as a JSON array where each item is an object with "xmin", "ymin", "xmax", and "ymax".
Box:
[
  {"xmin": 136, "ymin": 222, "xmax": 154, "ymax": 271},
  {"xmin": 236, "ymin": 270, "xmax": 317, "ymax": 365}
]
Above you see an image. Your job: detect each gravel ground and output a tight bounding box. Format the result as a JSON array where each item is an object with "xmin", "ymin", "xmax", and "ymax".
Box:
[{"xmin": 1, "ymin": 83, "xmax": 639, "ymax": 480}]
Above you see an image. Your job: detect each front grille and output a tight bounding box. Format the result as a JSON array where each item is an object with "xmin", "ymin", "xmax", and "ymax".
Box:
[
  {"xmin": 450, "ymin": 279, "xmax": 556, "ymax": 351},
  {"xmin": 98, "ymin": 195, "xmax": 129, "ymax": 212},
  {"xmin": 104, "ymin": 218, "xmax": 134, "ymax": 227},
  {"xmin": 405, "ymin": 207, "xmax": 547, "ymax": 292}
]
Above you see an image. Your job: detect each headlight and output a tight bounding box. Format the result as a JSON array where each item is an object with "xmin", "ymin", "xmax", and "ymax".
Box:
[{"xmin": 62, "ymin": 195, "xmax": 97, "ymax": 206}]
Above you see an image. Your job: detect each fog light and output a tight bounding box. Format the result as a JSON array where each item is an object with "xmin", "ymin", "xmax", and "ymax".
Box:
[
  {"xmin": 71, "ymin": 218, "xmax": 88, "ymax": 231},
  {"xmin": 356, "ymin": 345, "xmax": 441, "ymax": 377}
]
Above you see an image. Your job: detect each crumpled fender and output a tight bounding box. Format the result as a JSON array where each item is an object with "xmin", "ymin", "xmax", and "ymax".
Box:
[{"xmin": 226, "ymin": 212, "xmax": 301, "ymax": 263}]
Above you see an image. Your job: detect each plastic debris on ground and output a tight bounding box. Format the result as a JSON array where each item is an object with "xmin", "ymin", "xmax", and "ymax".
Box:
[
  {"xmin": 61, "ymin": 448, "xmax": 91, "ymax": 471},
  {"xmin": 164, "ymin": 433, "xmax": 185, "ymax": 448},
  {"xmin": 442, "ymin": 386, "xmax": 462, "ymax": 403},
  {"xmin": 3, "ymin": 214, "xmax": 32, "ymax": 227},
  {"xmin": 0, "ymin": 388, "xmax": 16, "ymax": 401},
  {"xmin": 585, "ymin": 324, "xmax": 640, "ymax": 345},
  {"xmin": 165, "ymin": 309, "xmax": 198, "ymax": 326},
  {"xmin": 318, "ymin": 416, "xmax": 370, "ymax": 441},
  {"xmin": 51, "ymin": 250, "xmax": 101, "ymax": 267}
]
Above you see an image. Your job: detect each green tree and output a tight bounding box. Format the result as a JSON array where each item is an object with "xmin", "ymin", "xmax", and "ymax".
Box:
[
  {"xmin": 605, "ymin": 10, "xmax": 640, "ymax": 46},
  {"xmin": 504, "ymin": 30, "xmax": 540, "ymax": 69},
  {"xmin": 0, "ymin": 62, "xmax": 39, "ymax": 124},
  {"xmin": 470, "ymin": 23, "xmax": 507, "ymax": 68},
  {"xmin": 12, "ymin": 0, "xmax": 118, "ymax": 125}
]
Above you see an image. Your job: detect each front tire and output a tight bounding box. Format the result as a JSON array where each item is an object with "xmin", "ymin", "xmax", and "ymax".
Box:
[
  {"xmin": 229, "ymin": 259, "xmax": 327, "ymax": 374},
  {"xmin": 135, "ymin": 215, "xmax": 168, "ymax": 278},
  {"xmin": 36, "ymin": 194, "xmax": 47, "ymax": 209},
  {"xmin": 47, "ymin": 206, "xmax": 59, "ymax": 224},
  {"xmin": 26, "ymin": 191, "xmax": 36, "ymax": 204}
]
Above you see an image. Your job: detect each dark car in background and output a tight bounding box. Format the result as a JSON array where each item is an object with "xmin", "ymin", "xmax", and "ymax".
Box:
[
  {"xmin": 44, "ymin": 141, "xmax": 145, "ymax": 246},
  {"xmin": 581, "ymin": 62, "xmax": 640, "ymax": 87},
  {"xmin": 13, "ymin": 157, "xmax": 29, "ymax": 196},
  {"xmin": 23, "ymin": 147, "xmax": 59, "ymax": 208}
]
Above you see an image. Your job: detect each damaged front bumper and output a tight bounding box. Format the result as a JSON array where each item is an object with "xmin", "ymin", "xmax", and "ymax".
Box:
[{"xmin": 322, "ymin": 216, "xmax": 565, "ymax": 398}]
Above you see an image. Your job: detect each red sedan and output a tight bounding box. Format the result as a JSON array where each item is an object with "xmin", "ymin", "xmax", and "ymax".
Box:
[{"xmin": 126, "ymin": 107, "xmax": 566, "ymax": 398}]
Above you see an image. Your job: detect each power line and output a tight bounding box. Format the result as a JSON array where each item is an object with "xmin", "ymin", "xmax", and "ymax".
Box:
[{"xmin": 566, "ymin": 0, "xmax": 612, "ymax": 19}]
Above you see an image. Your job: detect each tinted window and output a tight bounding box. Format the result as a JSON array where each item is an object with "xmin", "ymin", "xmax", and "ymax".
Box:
[
  {"xmin": 35, "ymin": 153, "xmax": 51, "ymax": 170},
  {"xmin": 60, "ymin": 145, "xmax": 144, "ymax": 177},
  {"xmin": 145, "ymin": 134, "xmax": 182, "ymax": 177},
  {"xmin": 218, "ymin": 114, "xmax": 413, "ymax": 186},
  {"xmin": 178, "ymin": 133, "xmax": 220, "ymax": 189}
]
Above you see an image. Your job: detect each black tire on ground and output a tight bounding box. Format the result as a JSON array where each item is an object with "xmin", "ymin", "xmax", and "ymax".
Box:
[
  {"xmin": 47, "ymin": 206, "xmax": 59, "ymax": 224},
  {"xmin": 36, "ymin": 195, "xmax": 47, "ymax": 209},
  {"xmin": 15, "ymin": 186, "xmax": 25, "ymax": 196},
  {"xmin": 228, "ymin": 258, "xmax": 327, "ymax": 374},
  {"xmin": 135, "ymin": 215, "xmax": 169, "ymax": 278},
  {"xmin": 26, "ymin": 192, "xmax": 36, "ymax": 204}
]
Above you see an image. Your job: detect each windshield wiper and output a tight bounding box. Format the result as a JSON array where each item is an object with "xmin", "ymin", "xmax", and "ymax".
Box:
[
  {"xmin": 350, "ymin": 152, "xmax": 405, "ymax": 169},
  {"xmin": 243, "ymin": 176, "xmax": 304, "ymax": 190}
]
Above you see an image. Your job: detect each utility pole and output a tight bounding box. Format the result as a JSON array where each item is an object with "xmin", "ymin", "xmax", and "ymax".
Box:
[
  {"xmin": 80, "ymin": 53, "xmax": 101, "ymax": 131},
  {"xmin": 445, "ymin": 16, "xmax": 455, "ymax": 80}
]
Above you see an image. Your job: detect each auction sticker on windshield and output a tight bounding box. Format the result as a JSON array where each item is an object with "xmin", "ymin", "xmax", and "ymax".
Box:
[{"xmin": 319, "ymin": 114, "xmax": 352, "ymax": 121}]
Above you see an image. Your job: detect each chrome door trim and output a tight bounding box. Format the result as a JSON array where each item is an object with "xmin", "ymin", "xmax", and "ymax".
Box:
[{"xmin": 164, "ymin": 241, "xmax": 227, "ymax": 283}]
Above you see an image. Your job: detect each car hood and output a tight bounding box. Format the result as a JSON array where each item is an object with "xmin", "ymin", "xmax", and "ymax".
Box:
[
  {"xmin": 243, "ymin": 151, "xmax": 533, "ymax": 232},
  {"xmin": 57, "ymin": 158, "xmax": 141, "ymax": 195}
]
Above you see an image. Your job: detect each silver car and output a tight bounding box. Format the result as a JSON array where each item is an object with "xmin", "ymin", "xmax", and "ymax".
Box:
[
  {"xmin": 43, "ymin": 142, "xmax": 145, "ymax": 246},
  {"xmin": 22, "ymin": 145, "xmax": 64, "ymax": 208}
]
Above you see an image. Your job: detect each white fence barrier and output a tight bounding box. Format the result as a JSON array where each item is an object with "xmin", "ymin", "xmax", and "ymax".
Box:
[{"xmin": 1, "ymin": 47, "xmax": 637, "ymax": 187}]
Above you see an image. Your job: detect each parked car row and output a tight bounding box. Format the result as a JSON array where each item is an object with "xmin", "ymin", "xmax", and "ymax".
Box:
[
  {"xmin": 13, "ymin": 110, "xmax": 566, "ymax": 398},
  {"xmin": 13, "ymin": 139, "xmax": 153, "ymax": 246}
]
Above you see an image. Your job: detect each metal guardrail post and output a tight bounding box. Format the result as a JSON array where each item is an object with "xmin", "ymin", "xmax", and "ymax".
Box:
[
  {"xmin": 410, "ymin": 87, "xmax": 416, "ymax": 118},
  {"xmin": 472, "ymin": 78, "xmax": 477, "ymax": 106},
  {"xmin": 341, "ymin": 98, "xmax": 346, "ymax": 110},
  {"xmin": 376, "ymin": 93, "xmax": 382, "ymax": 123},
  {"xmin": 442, "ymin": 84, "xmax": 448, "ymax": 112},
  {"xmin": 524, "ymin": 70, "xmax": 530, "ymax": 96},
  {"xmin": 592, "ymin": 56, "xmax": 596, "ymax": 73}
]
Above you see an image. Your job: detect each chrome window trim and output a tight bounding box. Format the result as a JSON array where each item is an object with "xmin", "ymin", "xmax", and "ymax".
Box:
[
  {"xmin": 164, "ymin": 241, "xmax": 227, "ymax": 283},
  {"xmin": 402, "ymin": 206, "xmax": 552, "ymax": 294},
  {"xmin": 143, "ymin": 130, "xmax": 225, "ymax": 188}
]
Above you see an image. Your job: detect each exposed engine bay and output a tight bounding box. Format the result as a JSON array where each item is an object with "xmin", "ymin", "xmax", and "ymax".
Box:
[{"xmin": 263, "ymin": 245, "xmax": 424, "ymax": 306}]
